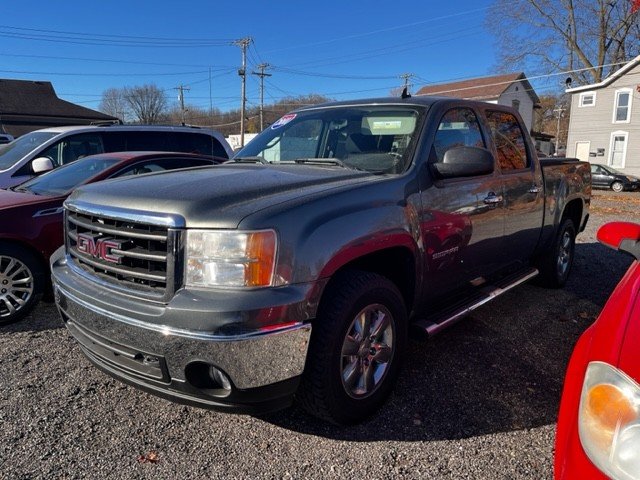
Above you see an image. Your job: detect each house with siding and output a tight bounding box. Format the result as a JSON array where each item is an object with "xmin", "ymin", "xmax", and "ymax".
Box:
[
  {"xmin": 415, "ymin": 72, "xmax": 540, "ymax": 133},
  {"xmin": 565, "ymin": 54, "xmax": 640, "ymax": 176}
]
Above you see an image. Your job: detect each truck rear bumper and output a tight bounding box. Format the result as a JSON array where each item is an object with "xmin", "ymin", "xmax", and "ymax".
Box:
[{"xmin": 51, "ymin": 249, "xmax": 314, "ymax": 414}]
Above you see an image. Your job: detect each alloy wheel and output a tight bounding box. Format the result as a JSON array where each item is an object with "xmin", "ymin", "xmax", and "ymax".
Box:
[
  {"xmin": 340, "ymin": 303, "xmax": 395, "ymax": 399},
  {"xmin": 0, "ymin": 255, "xmax": 34, "ymax": 318}
]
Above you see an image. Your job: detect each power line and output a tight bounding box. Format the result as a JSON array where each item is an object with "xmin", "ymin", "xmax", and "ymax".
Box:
[
  {"xmin": 261, "ymin": 6, "xmax": 491, "ymax": 54},
  {"xmin": 0, "ymin": 68, "xmax": 210, "ymax": 77},
  {"xmin": 0, "ymin": 51, "xmax": 235, "ymax": 69},
  {"xmin": 0, "ymin": 24, "xmax": 235, "ymax": 47}
]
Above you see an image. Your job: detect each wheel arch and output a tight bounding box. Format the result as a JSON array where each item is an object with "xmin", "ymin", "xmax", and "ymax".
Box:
[
  {"xmin": 0, "ymin": 238, "xmax": 49, "ymax": 280},
  {"xmin": 319, "ymin": 246, "xmax": 418, "ymax": 316},
  {"xmin": 561, "ymin": 198, "xmax": 584, "ymax": 231}
]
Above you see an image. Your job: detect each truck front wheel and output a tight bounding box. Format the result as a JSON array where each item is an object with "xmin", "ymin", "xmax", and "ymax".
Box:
[{"xmin": 298, "ymin": 270, "xmax": 407, "ymax": 424}]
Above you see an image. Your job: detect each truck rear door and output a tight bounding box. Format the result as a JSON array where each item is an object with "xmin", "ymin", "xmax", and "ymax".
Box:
[{"xmin": 485, "ymin": 109, "xmax": 544, "ymax": 266}]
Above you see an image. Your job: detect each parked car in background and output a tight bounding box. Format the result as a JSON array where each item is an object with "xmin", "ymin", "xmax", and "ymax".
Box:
[
  {"xmin": 555, "ymin": 221, "xmax": 640, "ymax": 479},
  {"xmin": 0, "ymin": 125, "xmax": 232, "ymax": 189},
  {"xmin": 0, "ymin": 133, "xmax": 14, "ymax": 145},
  {"xmin": 590, "ymin": 164, "xmax": 640, "ymax": 192},
  {"xmin": 0, "ymin": 151, "xmax": 224, "ymax": 324}
]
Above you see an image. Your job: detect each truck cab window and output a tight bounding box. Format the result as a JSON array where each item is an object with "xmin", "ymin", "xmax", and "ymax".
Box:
[
  {"xmin": 431, "ymin": 108, "xmax": 485, "ymax": 163},
  {"xmin": 486, "ymin": 111, "xmax": 529, "ymax": 171}
]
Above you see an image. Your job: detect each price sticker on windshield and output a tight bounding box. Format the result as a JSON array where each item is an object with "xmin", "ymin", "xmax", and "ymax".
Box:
[{"xmin": 271, "ymin": 113, "xmax": 297, "ymax": 129}]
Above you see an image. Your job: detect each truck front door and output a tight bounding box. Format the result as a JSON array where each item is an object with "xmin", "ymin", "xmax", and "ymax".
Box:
[{"xmin": 419, "ymin": 106, "xmax": 505, "ymax": 299}]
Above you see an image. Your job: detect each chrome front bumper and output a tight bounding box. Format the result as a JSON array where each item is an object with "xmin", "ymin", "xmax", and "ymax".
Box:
[{"xmin": 51, "ymin": 248, "xmax": 315, "ymax": 412}]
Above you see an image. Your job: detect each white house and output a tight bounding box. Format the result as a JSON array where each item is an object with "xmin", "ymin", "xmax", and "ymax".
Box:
[{"xmin": 565, "ymin": 54, "xmax": 640, "ymax": 176}]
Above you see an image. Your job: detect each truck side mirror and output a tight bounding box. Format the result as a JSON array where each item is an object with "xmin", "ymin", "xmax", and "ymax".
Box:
[
  {"xmin": 431, "ymin": 146, "xmax": 495, "ymax": 179},
  {"xmin": 32, "ymin": 157, "xmax": 54, "ymax": 174}
]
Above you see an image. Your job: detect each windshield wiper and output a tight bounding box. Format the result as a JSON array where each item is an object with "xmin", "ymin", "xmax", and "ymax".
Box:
[
  {"xmin": 287, "ymin": 158, "xmax": 370, "ymax": 172},
  {"xmin": 10, "ymin": 185, "xmax": 33, "ymax": 194},
  {"xmin": 230, "ymin": 156, "xmax": 271, "ymax": 164}
]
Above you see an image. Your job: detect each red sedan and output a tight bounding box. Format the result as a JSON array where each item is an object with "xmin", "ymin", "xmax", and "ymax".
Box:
[
  {"xmin": 0, "ymin": 151, "xmax": 223, "ymax": 324},
  {"xmin": 555, "ymin": 222, "xmax": 640, "ymax": 479}
]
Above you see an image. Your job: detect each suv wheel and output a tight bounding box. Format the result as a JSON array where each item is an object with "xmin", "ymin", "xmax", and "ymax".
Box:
[
  {"xmin": 0, "ymin": 245, "xmax": 44, "ymax": 325},
  {"xmin": 298, "ymin": 270, "xmax": 407, "ymax": 424}
]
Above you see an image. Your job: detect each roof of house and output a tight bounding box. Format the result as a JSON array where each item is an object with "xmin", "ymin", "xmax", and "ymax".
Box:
[
  {"xmin": 415, "ymin": 72, "xmax": 540, "ymax": 105},
  {"xmin": 565, "ymin": 54, "xmax": 640, "ymax": 93},
  {"xmin": 0, "ymin": 79, "xmax": 116, "ymax": 120}
]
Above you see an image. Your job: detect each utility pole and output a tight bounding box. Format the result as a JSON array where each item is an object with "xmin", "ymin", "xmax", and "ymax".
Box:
[
  {"xmin": 252, "ymin": 63, "xmax": 272, "ymax": 131},
  {"xmin": 234, "ymin": 37, "xmax": 252, "ymax": 147},
  {"xmin": 174, "ymin": 85, "xmax": 190, "ymax": 125},
  {"xmin": 553, "ymin": 105, "xmax": 565, "ymax": 155},
  {"xmin": 399, "ymin": 73, "xmax": 415, "ymax": 94}
]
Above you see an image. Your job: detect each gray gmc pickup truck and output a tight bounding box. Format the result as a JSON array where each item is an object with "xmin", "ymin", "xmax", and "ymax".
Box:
[{"xmin": 51, "ymin": 96, "xmax": 591, "ymax": 424}]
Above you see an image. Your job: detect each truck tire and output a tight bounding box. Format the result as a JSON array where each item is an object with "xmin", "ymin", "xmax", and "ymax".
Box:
[
  {"xmin": 298, "ymin": 270, "xmax": 407, "ymax": 424},
  {"xmin": 536, "ymin": 218, "xmax": 576, "ymax": 289},
  {"xmin": 0, "ymin": 244, "xmax": 44, "ymax": 325},
  {"xmin": 611, "ymin": 181, "xmax": 624, "ymax": 192}
]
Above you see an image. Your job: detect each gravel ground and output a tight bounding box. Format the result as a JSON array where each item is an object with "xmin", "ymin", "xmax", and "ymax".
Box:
[{"xmin": 1, "ymin": 190, "xmax": 639, "ymax": 480}]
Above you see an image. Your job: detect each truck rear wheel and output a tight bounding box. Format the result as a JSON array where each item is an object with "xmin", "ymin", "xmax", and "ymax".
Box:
[
  {"xmin": 536, "ymin": 218, "xmax": 576, "ymax": 289},
  {"xmin": 0, "ymin": 244, "xmax": 44, "ymax": 325},
  {"xmin": 298, "ymin": 270, "xmax": 407, "ymax": 424}
]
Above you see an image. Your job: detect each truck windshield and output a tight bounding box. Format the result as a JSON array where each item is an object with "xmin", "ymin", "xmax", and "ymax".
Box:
[
  {"xmin": 236, "ymin": 105, "xmax": 424, "ymax": 174},
  {"xmin": 13, "ymin": 156, "xmax": 120, "ymax": 196},
  {"xmin": 0, "ymin": 131, "xmax": 59, "ymax": 171}
]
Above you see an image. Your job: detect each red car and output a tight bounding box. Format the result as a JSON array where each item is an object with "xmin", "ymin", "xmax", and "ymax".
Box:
[
  {"xmin": 555, "ymin": 221, "xmax": 640, "ymax": 479},
  {"xmin": 0, "ymin": 151, "xmax": 223, "ymax": 324}
]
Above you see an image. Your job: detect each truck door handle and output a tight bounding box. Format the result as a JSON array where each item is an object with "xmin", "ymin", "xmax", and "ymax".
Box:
[
  {"xmin": 483, "ymin": 193, "xmax": 503, "ymax": 205},
  {"xmin": 528, "ymin": 185, "xmax": 541, "ymax": 194}
]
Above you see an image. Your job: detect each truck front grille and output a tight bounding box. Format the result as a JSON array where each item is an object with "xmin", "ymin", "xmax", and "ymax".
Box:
[{"xmin": 66, "ymin": 209, "xmax": 178, "ymax": 301}]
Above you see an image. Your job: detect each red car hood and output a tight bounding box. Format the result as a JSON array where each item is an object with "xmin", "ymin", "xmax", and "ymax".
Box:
[{"xmin": 0, "ymin": 188, "xmax": 63, "ymax": 210}]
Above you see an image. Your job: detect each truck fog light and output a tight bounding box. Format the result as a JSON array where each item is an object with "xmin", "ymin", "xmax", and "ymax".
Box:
[{"xmin": 209, "ymin": 366, "xmax": 232, "ymax": 391}]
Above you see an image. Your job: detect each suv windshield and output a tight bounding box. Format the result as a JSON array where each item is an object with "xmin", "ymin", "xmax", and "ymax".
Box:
[
  {"xmin": 0, "ymin": 132, "xmax": 58, "ymax": 171},
  {"xmin": 14, "ymin": 156, "xmax": 120, "ymax": 196},
  {"xmin": 236, "ymin": 105, "xmax": 425, "ymax": 174}
]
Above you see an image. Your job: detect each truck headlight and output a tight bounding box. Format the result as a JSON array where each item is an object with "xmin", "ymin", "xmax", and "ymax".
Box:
[
  {"xmin": 185, "ymin": 230, "xmax": 277, "ymax": 287},
  {"xmin": 579, "ymin": 361, "xmax": 640, "ymax": 480}
]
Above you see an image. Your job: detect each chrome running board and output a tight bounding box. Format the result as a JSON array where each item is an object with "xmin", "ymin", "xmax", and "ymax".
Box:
[{"xmin": 412, "ymin": 267, "xmax": 539, "ymax": 338}]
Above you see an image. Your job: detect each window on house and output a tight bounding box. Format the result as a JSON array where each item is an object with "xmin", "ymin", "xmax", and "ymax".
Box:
[
  {"xmin": 511, "ymin": 99, "xmax": 520, "ymax": 111},
  {"xmin": 579, "ymin": 92, "xmax": 596, "ymax": 107},
  {"xmin": 613, "ymin": 89, "xmax": 632, "ymax": 123},
  {"xmin": 609, "ymin": 132, "xmax": 628, "ymax": 168}
]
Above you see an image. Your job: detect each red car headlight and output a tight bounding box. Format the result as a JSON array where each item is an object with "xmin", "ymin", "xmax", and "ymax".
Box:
[{"xmin": 579, "ymin": 361, "xmax": 640, "ymax": 479}]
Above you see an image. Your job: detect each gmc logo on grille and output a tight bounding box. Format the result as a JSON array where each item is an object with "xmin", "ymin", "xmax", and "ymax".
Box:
[{"xmin": 76, "ymin": 234, "xmax": 123, "ymax": 264}]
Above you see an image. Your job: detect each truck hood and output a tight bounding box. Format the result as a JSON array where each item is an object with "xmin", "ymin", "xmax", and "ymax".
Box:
[{"xmin": 66, "ymin": 164, "xmax": 375, "ymax": 228}]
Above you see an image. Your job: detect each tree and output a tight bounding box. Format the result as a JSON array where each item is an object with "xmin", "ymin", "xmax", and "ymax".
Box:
[
  {"xmin": 488, "ymin": 0, "xmax": 640, "ymax": 85},
  {"xmin": 534, "ymin": 93, "xmax": 570, "ymax": 145},
  {"xmin": 98, "ymin": 88, "xmax": 128, "ymax": 121},
  {"xmin": 123, "ymin": 84, "xmax": 168, "ymax": 124}
]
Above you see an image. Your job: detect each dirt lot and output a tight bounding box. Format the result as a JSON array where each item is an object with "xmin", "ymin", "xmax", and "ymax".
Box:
[{"xmin": 1, "ymin": 190, "xmax": 638, "ymax": 479}]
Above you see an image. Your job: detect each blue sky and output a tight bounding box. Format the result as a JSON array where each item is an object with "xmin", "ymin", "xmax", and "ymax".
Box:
[{"xmin": 1, "ymin": 0, "xmax": 520, "ymax": 117}]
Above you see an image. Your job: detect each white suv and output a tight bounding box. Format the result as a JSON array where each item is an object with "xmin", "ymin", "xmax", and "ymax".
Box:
[{"xmin": 0, "ymin": 125, "xmax": 232, "ymax": 188}]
